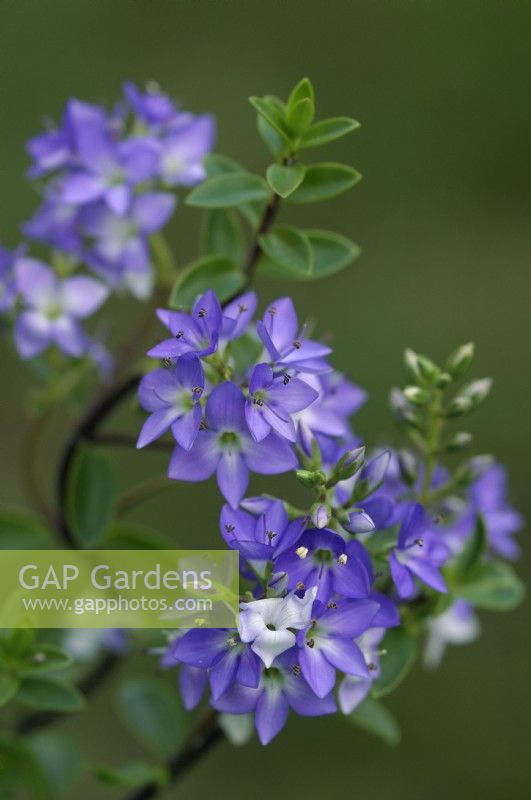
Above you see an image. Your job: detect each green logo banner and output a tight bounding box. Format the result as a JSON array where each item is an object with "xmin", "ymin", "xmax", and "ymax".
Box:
[{"xmin": 0, "ymin": 551, "xmax": 239, "ymax": 628}]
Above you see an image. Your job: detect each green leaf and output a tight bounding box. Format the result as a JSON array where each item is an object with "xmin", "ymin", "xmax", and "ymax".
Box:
[
  {"xmin": 373, "ymin": 628, "xmax": 418, "ymax": 699},
  {"xmin": 93, "ymin": 761, "xmax": 167, "ymax": 788},
  {"xmin": 169, "ymin": 255, "xmax": 245, "ymax": 309},
  {"xmin": 17, "ymin": 676, "xmax": 86, "ymax": 712},
  {"xmin": 288, "ymin": 163, "xmax": 361, "ymax": 204},
  {"xmin": 257, "ymin": 115, "xmax": 285, "ymax": 158},
  {"xmin": 266, "ymin": 163, "xmax": 306, "ymax": 198},
  {"xmin": 288, "ymin": 77, "xmax": 315, "ymax": 109},
  {"xmin": 186, "ymin": 173, "xmax": 269, "ymax": 208},
  {"xmin": 0, "ymin": 738, "xmax": 54, "ymax": 800},
  {"xmin": 0, "ymin": 508, "xmax": 52, "ymax": 549},
  {"xmin": 203, "ymin": 154, "xmax": 265, "ymax": 225},
  {"xmin": 115, "ymin": 675, "xmax": 187, "ymax": 759},
  {"xmin": 0, "ymin": 672, "xmax": 20, "ymax": 707},
  {"xmin": 201, "ymin": 209, "xmax": 246, "ymax": 263},
  {"xmin": 27, "ymin": 731, "xmax": 84, "ymax": 798},
  {"xmin": 104, "ymin": 524, "xmax": 174, "ymax": 550},
  {"xmin": 66, "ymin": 447, "xmax": 115, "ymax": 547},
  {"xmin": 259, "ymin": 225, "xmax": 313, "ymax": 275},
  {"xmin": 458, "ymin": 561, "xmax": 525, "ymax": 611},
  {"xmin": 347, "ymin": 697, "xmax": 401, "ymax": 745},
  {"xmin": 287, "ymin": 97, "xmax": 315, "ymax": 135},
  {"xmin": 449, "ymin": 515, "xmax": 487, "ymax": 583},
  {"xmin": 300, "ymin": 117, "xmax": 360, "ymax": 149},
  {"xmin": 249, "ymin": 96, "xmax": 292, "ymax": 143},
  {"xmin": 19, "ymin": 644, "xmax": 73, "ymax": 676},
  {"xmin": 306, "ymin": 229, "xmax": 361, "ymax": 278}
]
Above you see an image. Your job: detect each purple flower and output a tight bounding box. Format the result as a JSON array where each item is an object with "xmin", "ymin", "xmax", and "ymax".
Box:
[
  {"xmin": 390, "ymin": 503, "xmax": 450, "ymax": 599},
  {"xmin": 469, "ymin": 465, "xmax": 522, "ymax": 559},
  {"xmin": 124, "ymin": 81, "xmax": 179, "ymax": 126},
  {"xmin": 159, "ymin": 115, "xmax": 216, "ymax": 186},
  {"xmin": 137, "ymin": 355, "xmax": 204, "ymax": 450},
  {"xmin": 14, "ymin": 258, "xmax": 108, "ymax": 358},
  {"xmin": 212, "ymin": 648, "xmax": 336, "ymax": 745},
  {"xmin": 167, "ymin": 629, "xmax": 261, "ymax": 701},
  {"xmin": 238, "ymin": 589, "xmax": 317, "ymax": 667},
  {"xmin": 0, "ymin": 244, "xmax": 22, "ymax": 313},
  {"xmin": 257, "ymin": 297, "xmax": 332, "ymax": 373},
  {"xmin": 245, "ymin": 363, "xmax": 318, "ymax": 443},
  {"xmin": 296, "ymin": 598, "xmax": 379, "ymax": 697},
  {"xmin": 24, "ymin": 195, "xmax": 82, "ymax": 254},
  {"xmin": 220, "ymin": 498, "xmax": 305, "ymax": 566},
  {"xmin": 82, "ymin": 192, "xmax": 176, "ymax": 295},
  {"xmin": 168, "ymin": 381, "xmax": 297, "ymax": 508},
  {"xmin": 275, "ymin": 530, "xmax": 372, "ymax": 602},
  {"xmin": 338, "ymin": 627, "xmax": 386, "ymax": 713},
  {"xmin": 296, "ymin": 371, "xmax": 367, "ymax": 446},
  {"xmin": 148, "ymin": 289, "xmax": 223, "ymax": 361},
  {"xmin": 221, "ymin": 291, "xmax": 258, "ymax": 342}
]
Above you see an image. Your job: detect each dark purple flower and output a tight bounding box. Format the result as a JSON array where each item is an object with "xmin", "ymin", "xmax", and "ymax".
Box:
[
  {"xmin": 212, "ymin": 648, "xmax": 336, "ymax": 745},
  {"xmin": 257, "ymin": 297, "xmax": 332, "ymax": 373},
  {"xmin": 148, "ymin": 289, "xmax": 223, "ymax": 360},
  {"xmin": 296, "ymin": 598, "xmax": 379, "ymax": 697},
  {"xmin": 14, "ymin": 258, "xmax": 108, "ymax": 358},
  {"xmin": 245, "ymin": 363, "xmax": 318, "ymax": 443},
  {"xmin": 137, "ymin": 355, "xmax": 204, "ymax": 450},
  {"xmin": 275, "ymin": 529, "xmax": 372, "ymax": 602},
  {"xmin": 390, "ymin": 503, "xmax": 450, "ymax": 599},
  {"xmin": 220, "ymin": 498, "xmax": 305, "ymax": 565},
  {"xmin": 167, "ymin": 628, "xmax": 261, "ymax": 700},
  {"xmin": 168, "ymin": 381, "xmax": 297, "ymax": 507}
]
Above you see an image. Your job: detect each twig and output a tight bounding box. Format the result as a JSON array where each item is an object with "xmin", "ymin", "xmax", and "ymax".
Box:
[
  {"xmin": 117, "ymin": 474, "xmax": 172, "ymax": 517},
  {"xmin": 122, "ymin": 709, "xmax": 222, "ymax": 800}
]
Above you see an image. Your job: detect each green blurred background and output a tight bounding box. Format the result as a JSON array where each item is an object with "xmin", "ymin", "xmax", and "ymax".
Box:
[{"xmin": 1, "ymin": 0, "xmax": 530, "ymax": 797}]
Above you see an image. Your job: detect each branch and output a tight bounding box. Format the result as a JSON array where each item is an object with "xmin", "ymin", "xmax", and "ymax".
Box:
[{"xmin": 122, "ymin": 709, "xmax": 222, "ymax": 800}]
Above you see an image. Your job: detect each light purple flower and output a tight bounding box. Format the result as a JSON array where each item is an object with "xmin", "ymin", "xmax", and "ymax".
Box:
[
  {"xmin": 245, "ymin": 363, "xmax": 318, "ymax": 443},
  {"xmin": 0, "ymin": 244, "xmax": 22, "ymax": 313},
  {"xmin": 212, "ymin": 648, "xmax": 336, "ymax": 745},
  {"xmin": 338, "ymin": 627, "xmax": 387, "ymax": 713},
  {"xmin": 295, "ymin": 371, "xmax": 367, "ymax": 446},
  {"xmin": 423, "ymin": 599, "xmax": 480, "ymax": 668},
  {"xmin": 469, "ymin": 465, "xmax": 523, "ymax": 559},
  {"xmin": 14, "ymin": 258, "xmax": 109, "ymax": 358},
  {"xmin": 159, "ymin": 115, "xmax": 216, "ymax": 186},
  {"xmin": 257, "ymin": 297, "xmax": 332, "ymax": 373},
  {"xmin": 390, "ymin": 503, "xmax": 450, "ymax": 599},
  {"xmin": 137, "ymin": 356, "xmax": 204, "ymax": 450},
  {"xmin": 220, "ymin": 498, "xmax": 305, "ymax": 567},
  {"xmin": 221, "ymin": 291, "xmax": 258, "ymax": 342},
  {"xmin": 124, "ymin": 81, "xmax": 179, "ymax": 126},
  {"xmin": 168, "ymin": 381, "xmax": 297, "ymax": 508}
]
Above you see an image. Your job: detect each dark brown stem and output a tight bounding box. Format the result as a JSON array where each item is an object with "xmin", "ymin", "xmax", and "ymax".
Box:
[
  {"xmin": 243, "ymin": 193, "xmax": 281, "ymax": 283},
  {"xmin": 122, "ymin": 709, "xmax": 223, "ymax": 800}
]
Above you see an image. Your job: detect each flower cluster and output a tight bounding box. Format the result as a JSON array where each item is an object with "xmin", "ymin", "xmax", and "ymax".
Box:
[
  {"xmin": 24, "ymin": 82, "xmax": 215, "ymax": 298},
  {"xmin": 148, "ymin": 290, "xmax": 523, "ymax": 745}
]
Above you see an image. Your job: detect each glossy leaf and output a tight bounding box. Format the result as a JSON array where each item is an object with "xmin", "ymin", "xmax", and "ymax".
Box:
[
  {"xmin": 19, "ymin": 644, "xmax": 73, "ymax": 676},
  {"xmin": 266, "ymin": 163, "xmax": 306, "ymax": 198},
  {"xmin": 258, "ymin": 115, "xmax": 286, "ymax": 158},
  {"xmin": 287, "ymin": 77, "xmax": 315, "ymax": 109},
  {"xmin": 115, "ymin": 675, "xmax": 187, "ymax": 759},
  {"xmin": 186, "ymin": 173, "xmax": 269, "ymax": 208},
  {"xmin": 66, "ymin": 448, "xmax": 115, "ymax": 547},
  {"xmin": 201, "ymin": 209, "xmax": 246, "ymax": 262},
  {"xmin": 347, "ymin": 697, "xmax": 401, "ymax": 745},
  {"xmin": 0, "ymin": 738, "xmax": 54, "ymax": 800},
  {"xmin": 27, "ymin": 731, "xmax": 84, "ymax": 799},
  {"xmin": 300, "ymin": 116, "xmax": 360, "ymax": 149},
  {"xmin": 373, "ymin": 628, "xmax": 418, "ymax": 699},
  {"xmin": 169, "ymin": 255, "xmax": 245, "ymax": 309},
  {"xmin": 17, "ymin": 676, "xmax": 86, "ymax": 712},
  {"xmin": 287, "ymin": 97, "xmax": 314, "ymax": 135},
  {"xmin": 259, "ymin": 225, "xmax": 313, "ymax": 275},
  {"xmin": 249, "ymin": 96, "xmax": 292, "ymax": 143},
  {"xmin": 287, "ymin": 162, "xmax": 361, "ymax": 203},
  {"xmin": 306, "ymin": 229, "xmax": 361, "ymax": 278},
  {"xmin": 203, "ymin": 154, "xmax": 264, "ymax": 225}
]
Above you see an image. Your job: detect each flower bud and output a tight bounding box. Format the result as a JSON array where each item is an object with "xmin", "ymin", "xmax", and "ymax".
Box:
[
  {"xmin": 310, "ymin": 503, "xmax": 330, "ymax": 529},
  {"xmin": 403, "ymin": 385, "xmax": 429, "ymax": 405},
  {"xmin": 352, "ymin": 450, "xmax": 391, "ymax": 501},
  {"xmin": 398, "ymin": 449, "xmax": 417, "ymax": 485},
  {"xmin": 444, "ymin": 395, "xmax": 473, "ymax": 417},
  {"xmin": 329, "ymin": 445, "xmax": 365, "ymax": 484},
  {"xmin": 404, "ymin": 348, "xmax": 440, "ymax": 384},
  {"xmin": 446, "ymin": 342, "xmax": 475, "ymax": 378},
  {"xmin": 295, "ymin": 469, "xmax": 326, "ymax": 489},
  {"xmin": 461, "ymin": 377, "xmax": 492, "ymax": 407},
  {"xmin": 345, "ymin": 510, "xmax": 375, "ymax": 534},
  {"xmin": 445, "ymin": 431, "xmax": 472, "ymax": 452}
]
